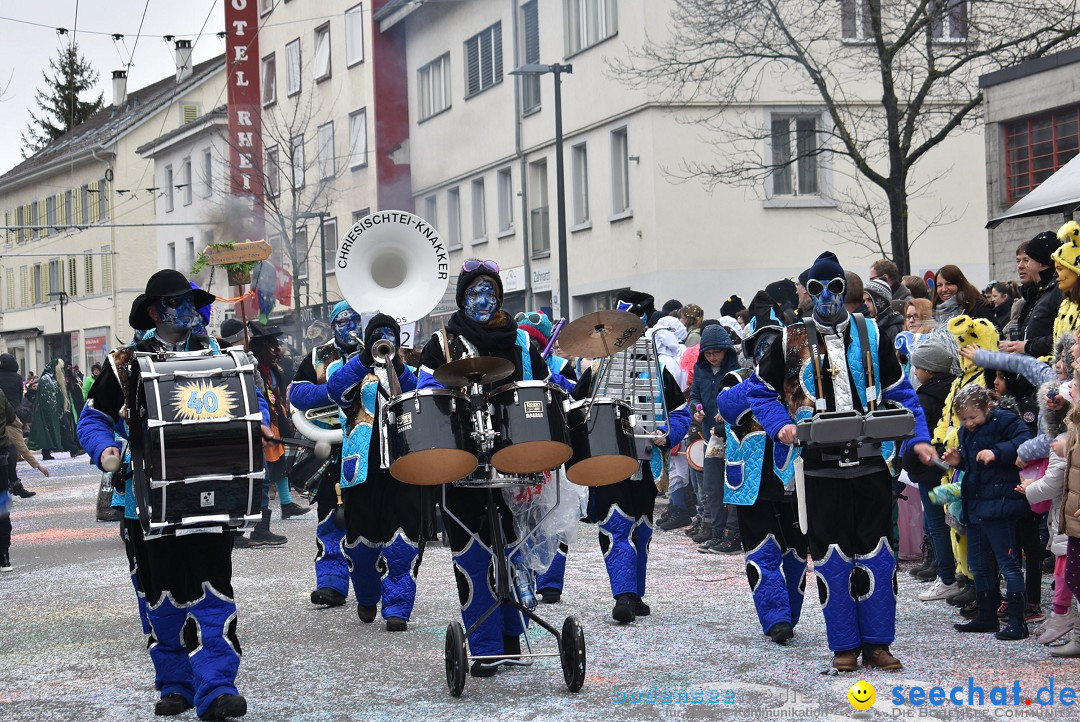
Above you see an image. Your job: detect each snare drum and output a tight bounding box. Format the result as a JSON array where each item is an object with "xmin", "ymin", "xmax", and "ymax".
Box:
[
  {"xmin": 686, "ymin": 439, "xmax": 705, "ymax": 472},
  {"xmin": 565, "ymin": 398, "xmax": 638, "ymax": 486},
  {"xmin": 130, "ymin": 349, "xmax": 263, "ymax": 534},
  {"xmin": 488, "ymin": 381, "xmax": 573, "ymax": 475},
  {"xmin": 386, "ymin": 389, "xmax": 478, "ymax": 485}
]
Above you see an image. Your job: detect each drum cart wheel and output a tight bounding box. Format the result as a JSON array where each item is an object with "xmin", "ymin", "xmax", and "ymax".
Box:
[
  {"xmin": 445, "ymin": 622, "xmax": 468, "ymax": 697},
  {"xmin": 560, "ymin": 616, "xmax": 586, "ymax": 692}
]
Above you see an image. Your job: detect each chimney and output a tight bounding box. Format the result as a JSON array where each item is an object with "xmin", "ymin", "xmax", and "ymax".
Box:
[
  {"xmin": 175, "ymin": 39, "xmax": 193, "ymax": 83},
  {"xmin": 112, "ymin": 70, "xmax": 128, "ymax": 108}
]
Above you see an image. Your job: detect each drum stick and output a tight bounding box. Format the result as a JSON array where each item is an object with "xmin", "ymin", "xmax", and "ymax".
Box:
[{"xmin": 542, "ymin": 318, "xmax": 566, "ymax": 359}]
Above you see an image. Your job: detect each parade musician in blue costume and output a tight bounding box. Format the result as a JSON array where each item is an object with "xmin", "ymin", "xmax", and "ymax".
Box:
[
  {"xmin": 416, "ymin": 259, "xmax": 572, "ymax": 677},
  {"xmin": 77, "ymin": 270, "xmax": 271, "ymax": 720},
  {"xmin": 745, "ymin": 252, "xmax": 938, "ymax": 672},
  {"xmin": 326, "ymin": 312, "xmax": 431, "ymax": 631},
  {"xmin": 571, "ymin": 290, "xmax": 691, "ymax": 624},
  {"xmin": 287, "ymin": 301, "xmax": 362, "ymax": 608},
  {"xmin": 716, "ymin": 317, "xmax": 808, "ymax": 645}
]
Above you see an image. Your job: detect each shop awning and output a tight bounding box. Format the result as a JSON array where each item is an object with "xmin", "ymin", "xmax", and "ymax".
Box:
[
  {"xmin": 987, "ymin": 153, "xmax": 1080, "ymax": 228},
  {"xmin": 0, "ymin": 326, "xmax": 43, "ymax": 340}
]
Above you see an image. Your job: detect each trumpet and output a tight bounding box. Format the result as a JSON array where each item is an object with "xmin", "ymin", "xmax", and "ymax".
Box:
[{"xmin": 371, "ymin": 338, "xmax": 396, "ymax": 363}]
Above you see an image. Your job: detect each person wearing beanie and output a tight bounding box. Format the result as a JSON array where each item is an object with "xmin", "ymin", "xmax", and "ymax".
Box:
[
  {"xmin": 414, "ymin": 259, "xmax": 575, "ymax": 674},
  {"xmin": 863, "ymin": 278, "xmax": 904, "ymax": 347},
  {"xmin": 76, "ymin": 269, "xmax": 268, "ymax": 720},
  {"xmin": 570, "ymin": 288, "xmax": 690, "ymax": 624},
  {"xmin": 1002, "ymin": 230, "xmax": 1063, "ymax": 357},
  {"xmin": 720, "ymin": 295, "xmax": 745, "ymax": 318},
  {"xmin": 661, "ymin": 299, "xmax": 682, "ymax": 317},
  {"xmin": 289, "ymin": 302, "xmax": 365, "ymax": 609},
  {"xmin": 745, "ymin": 251, "xmax": 938, "ymax": 672},
  {"xmin": 326, "ymin": 313, "xmax": 430, "ymax": 632}
]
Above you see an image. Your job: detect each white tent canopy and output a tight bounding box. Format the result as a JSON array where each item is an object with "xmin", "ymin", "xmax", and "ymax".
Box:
[{"xmin": 987, "ymin": 152, "xmax": 1080, "ymax": 228}]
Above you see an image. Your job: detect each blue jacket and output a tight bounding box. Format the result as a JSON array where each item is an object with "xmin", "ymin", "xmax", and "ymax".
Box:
[
  {"xmin": 955, "ymin": 408, "xmax": 1033, "ymax": 523},
  {"xmin": 691, "ymin": 325, "xmax": 740, "ymax": 439}
]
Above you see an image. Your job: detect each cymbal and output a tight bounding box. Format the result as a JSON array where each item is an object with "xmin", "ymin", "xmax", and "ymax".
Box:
[
  {"xmin": 434, "ymin": 356, "xmax": 515, "ymax": 387},
  {"xmin": 558, "ymin": 310, "xmax": 644, "ymax": 358}
]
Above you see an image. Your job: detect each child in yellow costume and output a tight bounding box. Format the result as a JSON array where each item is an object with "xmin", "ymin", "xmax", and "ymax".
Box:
[
  {"xmin": 933, "ymin": 315, "xmax": 999, "ymax": 578},
  {"xmin": 1051, "ymin": 220, "xmax": 1080, "ymax": 345}
]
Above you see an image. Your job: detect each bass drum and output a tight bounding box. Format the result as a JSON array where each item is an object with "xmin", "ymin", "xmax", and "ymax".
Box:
[
  {"xmin": 386, "ymin": 389, "xmax": 478, "ymax": 485},
  {"xmin": 488, "ymin": 381, "xmax": 572, "ymax": 475},
  {"xmin": 565, "ymin": 398, "xmax": 638, "ymax": 486}
]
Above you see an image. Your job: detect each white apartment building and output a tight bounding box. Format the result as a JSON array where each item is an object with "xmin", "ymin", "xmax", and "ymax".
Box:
[
  {"xmin": 377, "ymin": 0, "xmax": 990, "ymax": 319},
  {"xmin": 0, "ymin": 57, "xmax": 226, "ymax": 375}
]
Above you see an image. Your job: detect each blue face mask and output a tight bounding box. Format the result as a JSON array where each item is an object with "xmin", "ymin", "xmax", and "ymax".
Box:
[
  {"xmin": 809, "ymin": 277, "xmax": 846, "ymax": 321},
  {"xmin": 157, "ymin": 294, "xmax": 198, "ymax": 332},
  {"xmin": 333, "ymin": 311, "xmax": 362, "ymax": 349},
  {"xmin": 464, "ymin": 278, "xmax": 498, "ymax": 322},
  {"xmin": 370, "ymin": 326, "xmax": 396, "ymax": 344}
]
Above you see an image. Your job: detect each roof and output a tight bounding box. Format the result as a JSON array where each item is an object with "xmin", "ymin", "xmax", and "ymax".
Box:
[
  {"xmin": 986, "ymin": 152, "xmax": 1080, "ymax": 228},
  {"xmin": 135, "ymin": 105, "xmax": 227, "ymax": 157},
  {"xmin": 979, "ymin": 46, "xmax": 1080, "ymax": 89},
  {"xmin": 0, "ymin": 55, "xmax": 226, "ymax": 188}
]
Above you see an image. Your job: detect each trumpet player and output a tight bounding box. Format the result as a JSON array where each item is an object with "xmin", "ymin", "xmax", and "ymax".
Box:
[
  {"xmin": 327, "ymin": 314, "xmax": 430, "ymax": 631},
  {"xmin": 289, "ymin": 302, "xmax": 363, "ymax": 607}
]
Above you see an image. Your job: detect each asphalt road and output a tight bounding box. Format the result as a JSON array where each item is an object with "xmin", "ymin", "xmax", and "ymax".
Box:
[{"xmin": 1, "ymin": 454, "xmax": 1076, "ymax": 721}]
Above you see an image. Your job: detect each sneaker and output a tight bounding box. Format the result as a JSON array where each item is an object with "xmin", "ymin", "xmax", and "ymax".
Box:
[
  {"xmin": 691, "ymin": 523, "xmax": 714, "ymax": 545},
  {"xmin": 919, "ymin": 579, "xmax": 962, "ymax": 602},
  {"xmin": 280, "ymin": 502, "xmax": 311, "ymax": 519},
  {"xmin": 0, "ymin": 553, "xmax": 12, "ymax": 572},
  {"xmin": 1024, "ymin": 604, "xmax": 1045, "ymax": 623},
  {"xmin": 247, "ymin": 529, "xmax": 287, "ymax": 547},
  {"xmin": 657, "ymin": 508, "xmax": 693, "ymax": 531},
  {"xmin": 699, "ymin": 538, "xmax": 724, "ymax": 554},
  {"xmin": 683, "ymin": 517, "xmax": 701, "ymax": 537},
  {"xmin": 1036, "ymin": 611, "xmax": 1075, "ymax": 645},
  {"xmin": 947, "ymin": 585, "xmax": 976, "ymax": 607},
  {"xmin": 716, "ymin": 530, "xmax": 742, "ymax": 554},
  {"xmin": 232, "ymin": 533, "xmax": 250, "ymax": 549}
]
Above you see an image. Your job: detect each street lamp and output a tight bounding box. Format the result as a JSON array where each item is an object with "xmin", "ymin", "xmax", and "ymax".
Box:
[
  {"xmin": 47, "ymin": 291, "xmax": 69, "ymax": 362},
  {"xmin": 297, "ymin": 211, "xmax": 331, "ymax": 321},
  {"xmin": 510, "ymin": 62, "xmax": 573, "ymax": 320}
]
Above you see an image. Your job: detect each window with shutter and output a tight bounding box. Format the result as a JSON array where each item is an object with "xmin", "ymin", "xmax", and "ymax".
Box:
[
  {"xmin": 521, "ymin": 1, "xmax": 541, "ymax": 113},
  {"xmin": 465, "ymin": 23, "xmax": 502, "ymax": 97},
  {"xmin": 84, "ymin": 253, "xmax": 94, "ymax": 295},
  {"xmin": 68, "ymin": 257, "xmax": 77, "ymax": 297},
  {"xmin": 3, "ymin": 211, "xmax": 9, "ymax": 245},
  {"xmin": 5, "ymin": 269, "xmax": 13, "ymax": 309},
  {"xmin": 20, "ymin": 266, "xmax": 28, "ymax": 307},
  {"xmin": 102, "ymin": 246, "xmax": 112, "ymax": 291},
  {"xmin": 181, "ymin": 103, "xmax": 200, "ymax": 124}
]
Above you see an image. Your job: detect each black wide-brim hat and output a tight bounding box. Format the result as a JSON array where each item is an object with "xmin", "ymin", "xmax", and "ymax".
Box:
[
  {"xmin": 741, "ymin": 319, "xmax": 783, "ymax": 359},
  {"xmin": 129, "ymin": 270, "xmax": 216, "ymax": 330}
]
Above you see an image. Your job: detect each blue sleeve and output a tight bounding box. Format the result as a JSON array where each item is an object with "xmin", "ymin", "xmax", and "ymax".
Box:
[
  {"xmin": 745, "ymin": 372, "xmax": 794, "ymax": 440},
  {"xmin": 972, "ymin": 349, "xmax": 1054, "ymax": 388},
  {"xmin": 660, "ymin": 405, "xmax": 691, "ymax": 446},
  {"xmin": 991, "ymin": 415, "xmax": 1034, "ymax": 466},
  {"xmin": 716, "ymin": 382, "xmax": 751, "ymax": 425},
  {"xmin": 288, "ymin": 380, "xmax": 331, "ymax": 411},
  {"xmin": 76, "ymin": 404, "xmax": 121, "ymax": 472},
  {"xmin": 255, "ymin": 388, "xmax": 270, "ymax": 427},
  {"xmin": 327, "ymin": 355, "xmax": 372, "ymax": 406},
  {"xmin": 398, "ymin": 364, "xmax": 418, "ymax": 393},
  {"xmin": 548, "ymin": 372, "xmax": 576, "ymax": 394},
  {"xmin": 416, "ymin": 368, "xmax": 444, "ymax": 390},
  {"xmin": 881, "ymin": 376, "xmax": 932, "ymax": 451},
  {"xmin": 1018, "ymin": 434, "xmax": 1050, "ymax": 463}
]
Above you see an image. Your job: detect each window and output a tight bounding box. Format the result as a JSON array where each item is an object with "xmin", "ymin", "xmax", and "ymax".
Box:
[
  {"xmin": 265, "ymin": 146, "xmax": 281, "ymax": 197},
  {"xmin": 352, "ymin": 208, "xmax": 370, "ymax": 223},
  {"xmin": 1005, "ymin": 107, "xmax": 1080, "ymax": 203},
  {"xmin": 769, "ymin": 114, "xmax": 820, "ymax": 196},
  {"xmin": 317, "ymin": 122, "xmax": 335, "ymax": 180},
  {"xmin": 472, "ymin": 178, "xmax": 486, "ymax": 241},
  {"xmin": 203, "ymin": 149, "xmax": 213, "ymax": 197},
  {"xmin": 46, "ymin": 195, "xmax": 57, "ymax": 233},
  {"xmin": 15, "ymin": 206, "xmax": 24, "ymax": 243},
  {"xmin": 262, "ymin": 53, "xmax": 276, "ymax": 106},
  {"xmin": 345, "ymin": 3, "xmax": 364, "ymax": 66},
  {"xmin": 186, "ymin": 238, "xmax": 195, "ymax": 270},
  {"xmin": 182, "ymin": 159, "xmax": 192, "ymax": 206},
  {"xmin": 81, "ymin": 184, "xmax": 91, "ymax": 223},
  {"xmin": 168, "ymin": 242, "xmax": 177, "ymax": 269},
  {"xmin": 164, "ymin": 166, "xmax": 174, "ymax": 212},
  {"xmin": 67, "ymin": 257, "xmax": 76, "ymax": 297},
  {"xmin": 423, "ymin": 195, "xmax": 437, "ymax": 227},
  {"xmin": 313, "ymin": 23, "xmax": 331, "ymax": 82},
  {"xmin": 98, "ymin": 179, "xmax": 108, "ymax": 220},
  {"xmin": 841, "ymin": 0, "xmax": 872, "ymax": 41},
  {"xmin": 295, "ymin": 227, "xmax": 308, "ymax": 281},
  {"xmin": 529, "ymin": 159, "xmax": 549, "ymax": 256},
  {"xmin": 520, "ymin": 1, "xmax": 540, "ymax": 113},
  {"xmin": 418, "ymin": 53, "xmax": 451, "ymax": 120},
  {"xmin": 101, "ymin": 246, "xmax": 112, "ymax": 291},
  {"xmin": 465, "ymin": 23, "xmax": 502, "ymax": 97},
  {"xmin": 5, "ymin": 268, "xmax": 13, "ymax": 309},
  {"xmin": 84, "ymin": 252, "xmax": 94, "ymax": 295},
  {"xmin": 31, "ymin": 264, "xmax": 41, "ymax": 304},
  {"xmin": 286, "ymin": 39, "xmax": 301, "ymax": 96},
  {"xmin": 565, "ymin": 0, "xmax": 617, "ymax": 55},
  {"xmin": 181, "ymin": 103, "xmax": 200, "ymax": 124},
  {"xmin": 19, "ymin": 266, "xmax": 27, "ymax": 306},
  {"xmin": 49, "ymin": 259, "xmax": 61, "ymax": 296},
  {"xmin": 348, "ymin": 108, "xmax": 367, "ymax": 169},
  {"xmin": 930, "ymin": 0, "xmax": 968, "ymax": 41},
  {"xmin": 322, "ymin": 218, "xmax": 337, "ymax": 273},
  {"xmin": 29, "ymin": 201, "xmax": 38, "ymax": 239},
  {"xmin": 291, "ymin": 135, "xmax": 305, "ymax": 189},
  {"xmin": 610, "ymin": 127, "xmax": 630, "ymax": 215},
  {"xmin": 447, "ymin": 188, "xmax": 462, "ymax": 249},
  {"xmin": 259, "ymin": 0, "xmax": 273, "ymax": 16},
  {"xmin": 497, "ymin": 167, "xmax": 514, "ymax": 233},
  {"xmin": 571, "ymin": 142, "xmax": 590, "ymax": 225},
  {"xmin": 64, "ymin": 189, "xmax": 73, "ymax": 225}
]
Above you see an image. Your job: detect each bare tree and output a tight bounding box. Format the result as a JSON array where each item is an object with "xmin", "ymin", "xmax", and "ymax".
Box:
[{"xmin": 618, "ymin": 0, "xmax": 1080, "ymax": 274}]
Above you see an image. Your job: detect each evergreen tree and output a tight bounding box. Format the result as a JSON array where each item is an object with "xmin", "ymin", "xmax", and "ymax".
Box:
[{"xmin": 21, "ymin": 42, "xmax": 104, "ymax": 156}]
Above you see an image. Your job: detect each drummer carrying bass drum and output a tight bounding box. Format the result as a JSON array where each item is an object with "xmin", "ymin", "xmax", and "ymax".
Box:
[
  {"xmin": 326, "ymin": 312, "xmax": 432, "ymax": 631},
  {"xmin": 417, "ymin": 260, "xmax": 574, "ymax": 677},
  {"xmin": 78, "ymin": 270, "xmax": 272, "ymax": 720}
]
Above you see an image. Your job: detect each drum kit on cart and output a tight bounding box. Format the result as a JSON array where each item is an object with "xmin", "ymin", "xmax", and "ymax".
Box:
[{"xmin": 122, "ymin": 211, "xmax": 671, "ymax": 697}]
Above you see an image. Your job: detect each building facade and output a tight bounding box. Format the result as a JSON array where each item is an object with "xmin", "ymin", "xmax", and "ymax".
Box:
[{"xmin": 0, "ymin": 58, "xmax": 226, "ymax": 375}]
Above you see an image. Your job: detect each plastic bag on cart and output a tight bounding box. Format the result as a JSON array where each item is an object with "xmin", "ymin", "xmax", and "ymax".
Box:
[{"xmin": 503, "ymin": 469, "xmax": 585, "ymax": 573}]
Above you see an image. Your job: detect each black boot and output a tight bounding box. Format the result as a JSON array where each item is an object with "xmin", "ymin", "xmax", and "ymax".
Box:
[
  {"xmin": 995, "ymin": 591, "xmax": 1030, "ymax": 640},
  {"xmin": 908, "ymin": 537, "xmax": 932, "ymax": 577},
  {"xmin": 9, "ymin": 479, "xmax": 36, "ymax": 498},
  {"xmin": 248, "ymin": 509, "xmax": 287, "ymax": 547},
  {"xmin": 199, "ymin": 693, "xmax": 247, "ymax": 720},
  {"xmin": 954, "ymin": 592, "xmax": 1000, "ymax": 633},
  {"xmin": 612, "ymin": 593, "xmax": 637, "ymax": 623}
]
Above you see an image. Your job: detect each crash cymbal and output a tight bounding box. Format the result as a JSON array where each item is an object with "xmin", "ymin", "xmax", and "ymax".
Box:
[
  {"xmin": 433, "ymin": 356, "xmax": 516, "ymax": 387},
  {"xmin": 558, "ymin": 310, "xmax": 644, "ymax": 358}
]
